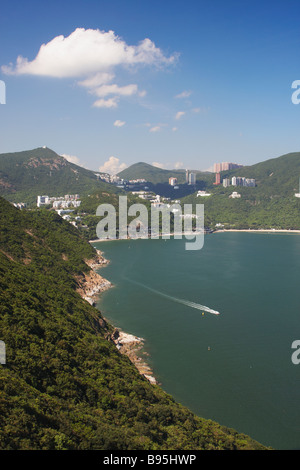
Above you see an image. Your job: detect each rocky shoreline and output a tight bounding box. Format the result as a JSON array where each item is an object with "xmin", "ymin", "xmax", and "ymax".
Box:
[{"xmin": 77, "ymin": 248, "xmax": 157, "ymax": 385}]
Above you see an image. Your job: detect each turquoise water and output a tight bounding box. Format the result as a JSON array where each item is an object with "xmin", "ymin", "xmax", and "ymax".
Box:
[{"xmin": 94, "ymin": 233, "xmax": 300, "ymax": 450}]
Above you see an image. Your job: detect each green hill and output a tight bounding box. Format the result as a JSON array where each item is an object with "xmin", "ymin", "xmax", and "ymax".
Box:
[
  {"xmin": 221, "ymin": 152, "xmax": 300, "ymax": 198},
  {"xmin": 118, "ymin": 162, "xmax": 186, "ymax": 184},
  {"xmin": 0, "ymin": 147, "xmax": 116, "ymax": 205},
  {"xmin": 118, "ymin": 162, "xmax": 213, "ymax": 186},
  {"xmin": 0, "ymin": 197, "xmax": 267, "ymax": 450},
  {"xmin": 182, "ymin": 152, "xmax": 300, "ymax": 230}
]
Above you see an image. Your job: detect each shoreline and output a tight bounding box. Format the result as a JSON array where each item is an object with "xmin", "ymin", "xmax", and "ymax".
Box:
[
  {"xmin": 89, "ymin": 228, "xmax": 300, "ymax": 244},
  {"xmin": 85, "ymin": 228, "xmax": 300, "ymax": 383},
  {"xmin": 213, "ymin": 228, "xmax": 300, "ymax": 234},
  {"xmin": 79, "ymin": 248, "xmax": 157, "ymax": 385},
  {"xmin": 89, "ymin": 231, "xmax": 210, "ymax": 244}
]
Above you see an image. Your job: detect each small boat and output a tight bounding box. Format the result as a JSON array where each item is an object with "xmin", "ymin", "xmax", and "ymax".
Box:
[{"xmin": 208, "ymin": 346, "xmax": 211, "ymax": 351}]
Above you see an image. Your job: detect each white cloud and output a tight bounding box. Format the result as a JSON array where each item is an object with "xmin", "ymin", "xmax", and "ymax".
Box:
[
  {"xmin": 2, "ymin": 28, "xmax": 177, "ymax": 109},
  {"xmin": 152, "ymin": 161, "xmax": 166, "ymax": 169},
  {"xmin": 99, "ymin": 156, "xmax": 127, "ymax": 175},
  {"xmin": 149, "ymin": 126, "xmax": 161, "ymax": 133},
  {"xmin": 92, "ymin": 83, "xmax": 139, "ymax": 98},
  {"xmin": 174, "ymin": 161, "xmax": 184, "ymax": 169},
  {"xmin": 175, "ymin": 111, "xmax": 185, "ymax": 120},
  {"xmin": 93, "ymin": 97, "xmax": 119, "ymax": 108},
  {"xmin": 3, "ymin": 28, "xmax": 176, "ymax": 77},
  {"xmin": 175, "ymin": 90, "xmax": 192, "ymax": 99},
  {"xmin": 78, "ymin": 72, "xmax": 115, "ymax": 88},
  {"xmin": 114, "ymin": 119, "xmax": 126, "ymax": 127},
  {"xmin": 172, "ymin": 127, "xmax": 178, "ymax": 132},
  {"xmin": 61, "ymin": 153, "xmax": 80, "ymax": 165}
]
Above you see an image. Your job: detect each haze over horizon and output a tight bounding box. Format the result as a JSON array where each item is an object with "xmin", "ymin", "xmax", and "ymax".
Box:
[{"xmin": 1, "ymin": 0, "xmax": 300, "ymax": 174}]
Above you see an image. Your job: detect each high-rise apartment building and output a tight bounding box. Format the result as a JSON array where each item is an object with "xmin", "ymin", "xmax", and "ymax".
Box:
[
  {"xmin": 169, "ymin": 177, "xmax": 178, "ymax": 186},
  {"xmin": 214, "ymin": 162, "xmax": 243, "ymax": 172},
  {"xmin": 213, "ymin": 173, "xmax": 221, "ymax": 185},
  {"xmin": 188, "ymin": 172, "xmax": 196, "ymax": 185}
]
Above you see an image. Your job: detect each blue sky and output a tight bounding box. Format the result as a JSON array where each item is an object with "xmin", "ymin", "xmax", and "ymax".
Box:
[{"xmin": 0, "ymin": 0, "xmax": 300, "ymax": 172}]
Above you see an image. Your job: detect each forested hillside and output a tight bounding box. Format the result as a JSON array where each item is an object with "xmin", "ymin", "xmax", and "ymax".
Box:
[
  {"xmin": 0, "ymin": 147, "xmax": 114, "ymax": 205},
  {"xmin": 0, "ymin": 197, "xmax": 267, "ymax": 450},
  {"xmin": 182, "ymin": 152, "xmax": 300, "ymax": 230}
]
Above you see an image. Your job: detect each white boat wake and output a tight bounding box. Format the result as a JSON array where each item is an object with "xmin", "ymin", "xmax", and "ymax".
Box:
[{"xmin": 125, "ymin": 277, "xmax": 220, "ymax": 315}]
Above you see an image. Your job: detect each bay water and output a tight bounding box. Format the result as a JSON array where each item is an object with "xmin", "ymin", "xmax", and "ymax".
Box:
[{"xmin": 94, "ymin": 233, "xmax": 300, "ymax": 449}]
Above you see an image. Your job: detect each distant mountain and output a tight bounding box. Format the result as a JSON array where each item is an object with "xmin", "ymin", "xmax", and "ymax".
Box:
[
  {"xmin": 223, "ymin": 152, "xmax": 300, "ymax": 197},
  {"xmin": 0, "ymin": 147, "xmax": 115, "ymax": 205},
  {"xmin": 182, "ymin": 152, "xmax": 300, "ymax": 230},
  {"xmin": 118, "ymin": 162, "xmax": 213, "ymax": 185},
  {"xmin": 117, "ymin": 162, "xmax": 186, "ymax": 184}
]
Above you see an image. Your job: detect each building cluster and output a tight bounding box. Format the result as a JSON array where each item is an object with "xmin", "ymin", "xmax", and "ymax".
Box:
[
  {"xmin": 37, "ymin": 194, "xmax": 81, "ymax": 209},
  {"xmin": 213, "ymin": 161, "xmax": 254, "ymax": 188},
  {"xmin": 131, "ymin": 191, "xmax": 173, "ymax": 205},
  {"xmin": 196, "ymin": 190, "xmax": 211, "ymax": 197},
  {"xmin": 223, "ymin": 176, "xmax": 256, "ymax": 188},
  {"xmin": 13, "ymin": 202, "xmax": 27, "ymax": 209},
  {"xmin": 128, "ymin": 178, "xmax": 147, "ymax": 184},
  {"xmin": 229, "ymin": 191, "xmax": 241, "ymax": 198},
  {"xmin": 95, "ymin": 173, "xmax": 127, "ymax": 187},
  {"xmin": 169, "ymin": 177, "xmax": 178, "ymax": 186},
  {"xmin": 95, "ymin": 173, "xmax": 148, "ymax": 189},
  {"xmin": 186, "ymin": 170, "xmax": 196, "ymax": 185},
  {"xmin": 213, "ymin": 162, "xmax": 243, "ymax": 172},
  {"xmin": 168, "ymin": 171, "xmax": 196, "ymax": 186}
]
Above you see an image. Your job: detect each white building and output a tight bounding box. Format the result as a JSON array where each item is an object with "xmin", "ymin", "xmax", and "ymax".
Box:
[
  {"xmin": 245, "ymin": 178, "xmax": 256, "ymax": 187},
  {"xmin": 169, "ymin": 177, "xmax": 178, "ymax": 186},
  {"xmin": 188, "ymin": 172, "xmax": 196, "ymax": 185},
  {"xmin": 196, "ymin": 191, "xmax": 211, "ymax": 197},
  {"xmin": 13, "ymin": 202, "xmax": 27, "ymax": 209},
  {"xmin": 56, "ymin": 209, "xmax": 74, "ymax": 216},
  {"xmin": 229, "ymin": 191, "xmax": 241, "ymax": 198},
  {"xmin": 37, "ymin": 195, "xmax": 50, "ymax": 207},
  {"xmin": 232, "ymin": 176, "xmax": 255, "ymax": 187}
]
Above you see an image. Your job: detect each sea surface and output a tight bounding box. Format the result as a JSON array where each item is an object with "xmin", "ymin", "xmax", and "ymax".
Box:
[{"xmin": 94, "ymin": 233, "xmax": 300, "ymax": 450}]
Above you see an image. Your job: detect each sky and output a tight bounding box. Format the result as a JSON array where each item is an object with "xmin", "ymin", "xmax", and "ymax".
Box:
[{"xmin": 0, "ymin": 0, "xmax": 300, "ymax": 173}]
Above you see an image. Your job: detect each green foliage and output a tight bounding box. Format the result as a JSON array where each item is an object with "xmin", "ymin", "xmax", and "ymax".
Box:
[
  {"xmin": 0, "ymin": 197, "xmax": 268, "ymax": 450},
  {"xmin": 117, "ymin": 162, "xmax": 213, "ymax": 187},
  {"xmin": 0, "ymin": 147, "xmax": 115, "ymax": 205},
  {"xmin": 181, "ymin": 152, "xmax": 300, "ymax": 230}
]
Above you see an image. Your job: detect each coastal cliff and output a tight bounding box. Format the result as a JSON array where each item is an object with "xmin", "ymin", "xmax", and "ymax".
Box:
[{"xmin": 77, "ymin": 248, "xmax": 157, "ymax": 385}]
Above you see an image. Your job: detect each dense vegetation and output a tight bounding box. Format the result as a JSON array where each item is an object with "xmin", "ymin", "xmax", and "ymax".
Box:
[
  {"xmin": 0, "ymin": 197, "xmax": 267, "ymax": 450},
  {"xmin": 117, "ymin": 162, "xmax": 188, "ymax": 185},
  {"xmin": 182, "ymin": 152, "xmax": 300, "ymax": 230},
  {"xmin": 0, "ymin": 147, "xmax": 112, "ymax": 205},
  {"xmin": 2, "ymin": 146, "xmax": 300, "ymax": 235}
]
